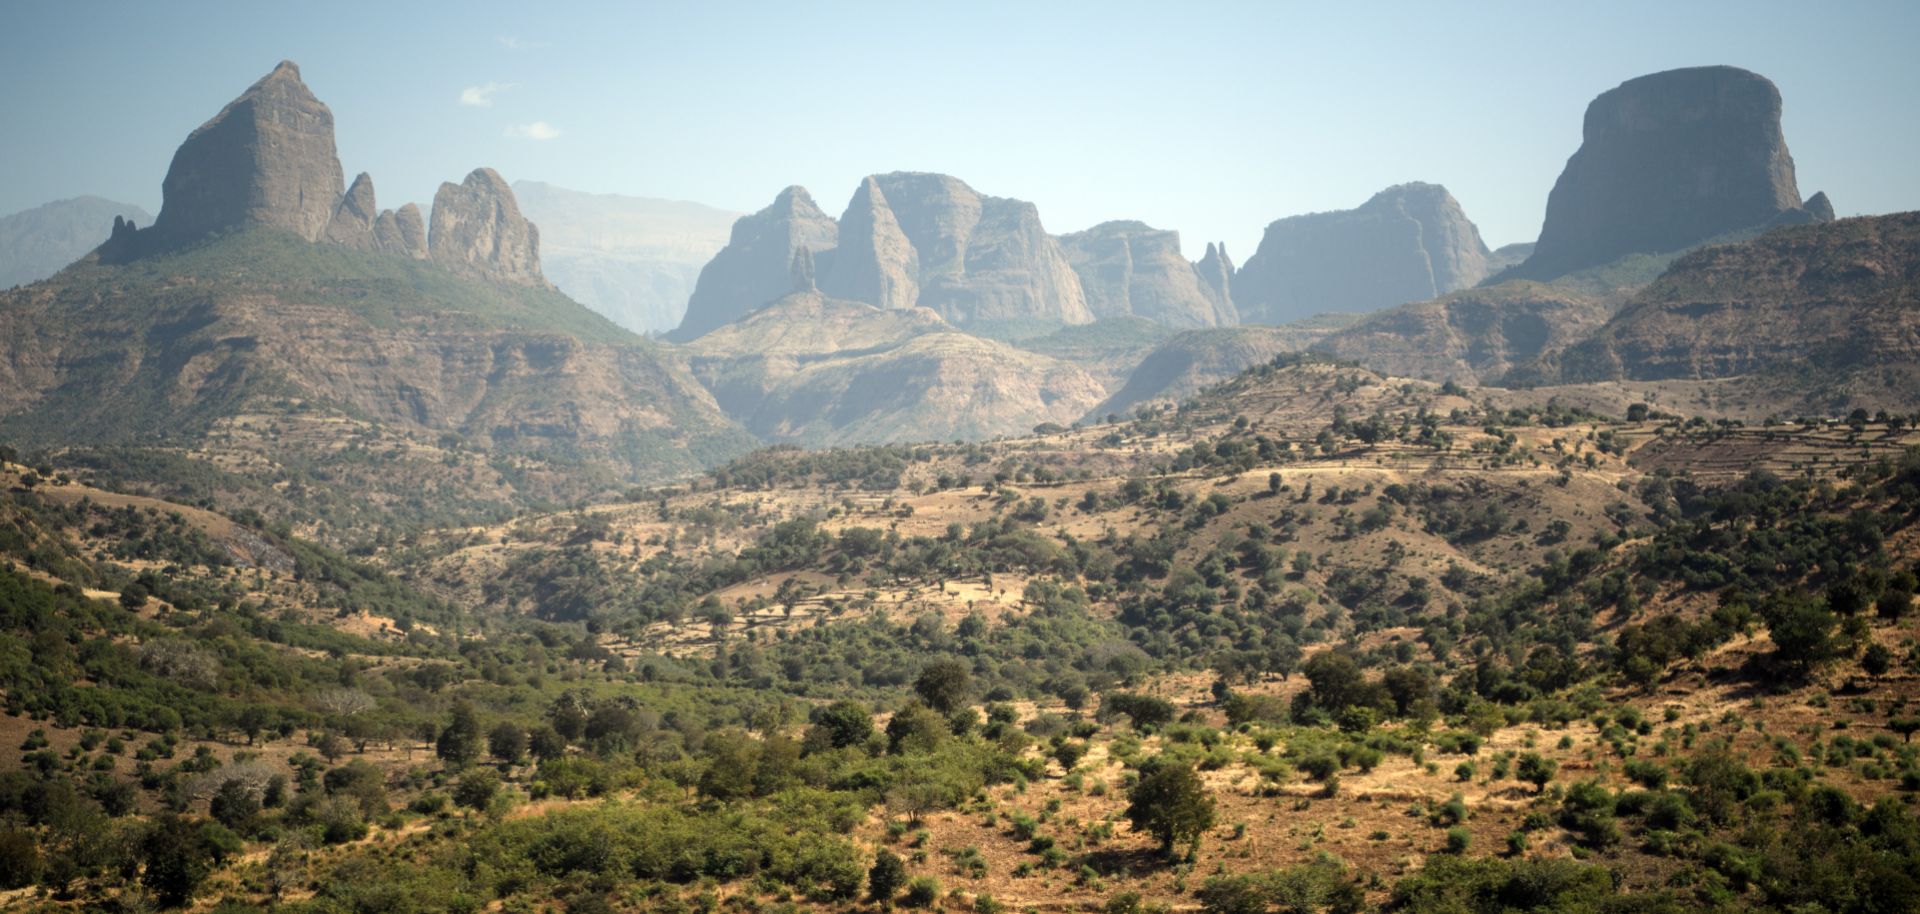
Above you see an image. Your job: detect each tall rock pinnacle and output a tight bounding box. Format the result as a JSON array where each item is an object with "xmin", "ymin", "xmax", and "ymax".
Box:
[
  {"xmin": 1506, "ymin": 65, "xmax": 1829, "ymax": 282},
  {"xmin": 151, "ymin": 60, "xmax": 345, "ymax": 244},
  {"xmin": 821, "ymin": 176, "xmax": 919, "ymax": 310},
  {"xmin": 428, "ymin": 168, "xmax": 546, "ymax": 285}
]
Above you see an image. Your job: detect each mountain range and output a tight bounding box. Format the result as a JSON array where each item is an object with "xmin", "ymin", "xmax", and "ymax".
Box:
[{"xmin": 1, "ymin": 60, "xmax": 1910, "ymax": 542}]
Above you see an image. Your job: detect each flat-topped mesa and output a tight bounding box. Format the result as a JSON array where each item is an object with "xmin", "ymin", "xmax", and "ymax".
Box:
[
  {"xmin": 1506, "ymin": 65, "xmax": 1831, "ymax": 282},
  {"xmin": 667, "ymin": 185, "xmax": 840, "ymax": 342},
  {"xmin": 1234, "ymin": 182, "xmax": 1491, "ymax": 324},
  {"xmin": 151, "ymin": 60, "xmax": 345, "ymax": 244},
  {"xmin": 820, "ymin": 176, "xmax": 919, "ymax": 311},
  {"xmin": 428, "ymin": 168, "xmax": 547, "ymax": 286},
  {"xmin": 1058, "ymin": 221, "xmax": 1236, "ymax": 328}
]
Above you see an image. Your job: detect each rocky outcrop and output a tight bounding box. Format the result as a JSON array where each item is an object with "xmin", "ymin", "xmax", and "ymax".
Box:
[
  {"xmin": 0, "ymin": 197, "xmax": 151, "ymax": 289},
  {"xmin": 151, "ymin": 61, "xmax": 344, "ymax": 245},
  {"xmin": 373, "ymin": 204, "xmax": 428, "ymax": 259},
  {"xmin": 509, "ymin": 181, "xmax": 738, "ymax": 335},
  {"xmin": 820, "ymin": 176, "xmax": 919, "ymax": 311},
  {"xmin": 1504, "ymin": 66, "xmax": 1829, "ymax": 282},
  {"xmin": 867, "ymin": 172, "xmax": 1092, "ymax": 328},
  {"xmin": 1312, "ymin": 282, "xmax": 1612, "ymax": 385},
  {"xmin": 1535, "ymin": 213, "xmax": 1920, "ymax": 390},
  {"xmin": 1234, "ymin": 183, "xmax": 1491, "ymax": 324},
  {"xmin": 667, "ymin": 186, "xmax": 839, "ymax": 342},
  {"xmin": 324, "ymin": 172, "xmax": 379, "ymax": 249},
  {"xmin": 1058, "ymin": 222, "xmax": 1235, "ymax": 328},
  {"xmin": 1195, "ymin": 242, "xmax": 1235, "ymax": 316},
  {"xmin": 428, "ymin": 168, "xmax": 545, "ymax": 286}
]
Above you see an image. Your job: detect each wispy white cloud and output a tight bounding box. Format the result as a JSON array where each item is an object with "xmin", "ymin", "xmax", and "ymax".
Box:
[
  {"xmin": 497, "ymin": 36, "xmax": 548, "ymax": 51},
  {"xmin": 504, "ymin": 121, "xmax": 561, "ymax": 141},
  {"xmin": 459, "ymin": 82, "xmax": 513, "ymax": 107}
]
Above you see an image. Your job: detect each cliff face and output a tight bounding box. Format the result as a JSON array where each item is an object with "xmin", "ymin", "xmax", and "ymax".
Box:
[
  {"xmin": 1058, "ymin": 221, "xmax": 1236, "ymax": 328},
  {"xmin": 1541, "ymin": 213, "xmax": 1920, "ymax": 387},
  {"xmin": 1505, "ymin": 66, "xmax": 1828, "ymax": 282},
  {"xmin": 667, "ymin": 186, "xmax": 839, "ymax": 342},
  {"xmin": 820, "ymin": 176, "xmax": 920, "ymax": 311},
  {"xmin": 864, "ymin": 172, "xmax": 1093, "ymax": 328},
  {"xmin": 151, "ymin": 61, "xmax": 345, "ymax": 245},
  {"xmin": 1234, "ymin": 183, "xmax": 1491, "ymax": 324},
  {"xmin": 428, "ymin": 168, "xmax": 547, "ymax": 286}
]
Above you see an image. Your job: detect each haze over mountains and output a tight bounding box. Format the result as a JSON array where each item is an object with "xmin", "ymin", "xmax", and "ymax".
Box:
[{"xmin": 0, "ymin": 58, "xmax": 1908, "ymax": 506}]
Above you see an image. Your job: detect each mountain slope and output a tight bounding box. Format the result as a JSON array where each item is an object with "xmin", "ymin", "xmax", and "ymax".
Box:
[
  {"xmin": 1311, "ymin": 281, "xmax": 1612, "ymax": 384},
  {"xmin": 1527, "ymin": 213, "xmax": 1920, "ymax": 410},
  {"xmin": 686, "ymin": 290, "xmax": 1104, "ymax": 445},
  {"xmin": 0, "ymin": 196, "xmax": 152, "ymax": 289}
]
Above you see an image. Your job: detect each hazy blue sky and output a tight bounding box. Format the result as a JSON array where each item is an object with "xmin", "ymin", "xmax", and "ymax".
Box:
[{"xmin": 3, "ymin": 0, "xmax": 1916, "ymax": 256}]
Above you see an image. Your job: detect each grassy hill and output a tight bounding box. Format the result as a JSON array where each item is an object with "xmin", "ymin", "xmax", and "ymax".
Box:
[{"xmin": 0, "ymin": 353, "xmax": 1916, "ymax": 913}]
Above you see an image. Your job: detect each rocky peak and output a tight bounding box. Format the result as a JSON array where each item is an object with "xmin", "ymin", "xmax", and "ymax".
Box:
[
  {"xmin": 1803, "ymin": 191, "xmax": 1835, "ymax": 222},
  {"xmin": 428, "ymin": 168, "xmax": 546, "ymax": 286},
  {"xmin": 151, "ymin": 60, "xmax": 345, "ymax": 245},
  {"xmin": 1233, "ymin": 182, "xmax": 1491, "ymax": 324},
  {"xmin": 1195, "ymin": 242, "xmax": 1235, "ymax": 314},
  {"xmin": 667, "ymin": 186, "xmax": 839, "ymax": 342},
  {"xmin": 374, "ymin": 203, "xmax": 428, "ymax": 260},
  {"xmin": 1058, "ymin": 221, "xmax": 1235, "ymax": 328},
  {"xmin": 1505, "ymin": 66, "xmax": 1825, "ymax": 281},
  {"xmin": 324, "ymin": 172, "xmax": 379, "ymax": 249},
  {"xmin": 820, "ymin": 176, "xmax": 919, "ymax": 310},
  {"xmin": 866, "ymin": 172, "xmax": 1092, "ymax": 327}
]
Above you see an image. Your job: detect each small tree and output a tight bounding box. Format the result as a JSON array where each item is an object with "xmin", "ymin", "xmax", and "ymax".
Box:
[
  {"xmin": 1516, "ymin": 753, "xmax": 1558, "ymax": 793},
  {"xmin": 914, "ymin": 658, "xmax": 972, "ymax": 714},
  {"xmin": 488, "ymin": 722, "xmax": 527, "ymax": 764},
  {"xmin": 437, "ymin": 702, "xmax": 481, "ymax": 767},
  {"xmin": 454, "ymin": 768, "xmax": 501, "ymax": 813},
  {"xmin": 1862, "ymin": 642, "xmax": 1893, "ymax": 678},
  {"xmin": 141, "ymin": 814, "xmax": 232, "ymax": 908},
  {"xmin": 869, "ymin": 849, "xmax": 907, "ymax": 904},
  {"xmin": 1126, "ymin": 758, "xmax": 1216, "ymax": 859}
]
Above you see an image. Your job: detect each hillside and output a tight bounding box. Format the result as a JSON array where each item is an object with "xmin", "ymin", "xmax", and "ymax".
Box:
[
  {"xmin": 1312, "ymin": 281, "xmax": 1612, "ymax": 385},
  {"xmin": 1, "ymin": 352, "xmax": 1915, "ymax": 913},
  {"xmin": 1526, "ymin": 213, "xmax": 1920, "ymax": 413},
  {"xmin": 687, "ymin": 292, "xmax": 1106, "ymax": 446},
  {"xmin": 0, "ymin": 229, "xmax": 756, "ymax": 540},
  {"xmin": 0, "ymin": 196, "xmax": 150, "ymax": 290}
]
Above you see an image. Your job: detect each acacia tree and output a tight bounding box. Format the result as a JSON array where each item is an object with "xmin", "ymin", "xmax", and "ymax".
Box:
[{"xmin": 1126, "ymin": 758, "xmax": 1216, "ymax": 859}]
